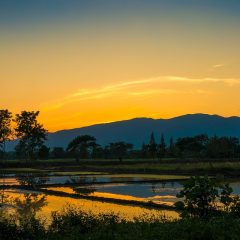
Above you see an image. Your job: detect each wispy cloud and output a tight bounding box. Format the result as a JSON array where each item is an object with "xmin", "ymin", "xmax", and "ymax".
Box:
[
  {"xmin": 212, "ymin": 64, "xmax": 224, "ymax": 68},
  {"xmin": 166, "ymin": 76, "xmax": 240, "ymax": 86},
  {"xmin": 41, "ymin": 75, "xmax": 240, "ymax": 111}
]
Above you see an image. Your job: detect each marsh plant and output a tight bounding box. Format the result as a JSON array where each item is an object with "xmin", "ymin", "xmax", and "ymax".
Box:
[{"xmin": 175, "ymin": 176, "xmax": 240, "ymax": 218}]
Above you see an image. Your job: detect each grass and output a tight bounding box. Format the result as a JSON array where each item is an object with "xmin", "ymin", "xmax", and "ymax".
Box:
[
  {"xmin": 79, "ymin": 161, "xmax": 240, "ymax": 175},
  {"xmin": 1, "ymin": 168, "xmax": 47, "ymax": 173},
  {"xmin": 2, "ymin": 159, "xmax": 240, "ymax": 177},
  {"xmin": 53, "ymin": 171, "xmax": 108, "ymax": 176},
  {"xmin": 91, "ymin": 174, "xmax": 189, "ymax": 180},
  {"xmin": 1, "ymin": 206, "xmax": 240, "ymax": 240}
]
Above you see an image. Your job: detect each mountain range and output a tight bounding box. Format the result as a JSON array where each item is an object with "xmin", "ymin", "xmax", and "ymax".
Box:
[{"xmin": 44, "ymin": 114, "xmax": 240, "ymax": 149}]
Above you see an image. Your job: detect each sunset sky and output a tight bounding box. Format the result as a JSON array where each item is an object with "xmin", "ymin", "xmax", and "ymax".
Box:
[{"xmin": 1, "ymin": 0, "xmax": 240, "ymax": 131}]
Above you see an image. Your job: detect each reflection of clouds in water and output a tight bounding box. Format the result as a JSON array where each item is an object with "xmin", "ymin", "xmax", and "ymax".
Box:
[
  {"xmin": 91, "ymin": 183, "xmax": 128, "ymax": 188},
  {"xmin": 147, "ymin": 195, "xmax": 178, "ymax": 204},
  {"xmin": 150, "ymin": 187, "xmax": 182, "ymax": 194},
  {"xmin": 16, "ymin": 173, "xmax": 50, "ymax": 189},
  {"xmin": 0, "ymin": 178, "xmax": 19, "ymax": 185},
  {"xmin": 5, "ymin": 190, "xmax": 179, "ymax": 221},
  {"xmin": 228, "ymin": 182, "xmax": 240, "ymax": 195},
  {"xmin": 90, "ymin": 182, "xmax": 183, "ymax": 199}
]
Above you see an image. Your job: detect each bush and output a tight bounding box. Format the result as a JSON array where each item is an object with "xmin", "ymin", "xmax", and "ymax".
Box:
[{"xmin": 175, "ymin": 175, "xmax": 240, "ymax": 218}]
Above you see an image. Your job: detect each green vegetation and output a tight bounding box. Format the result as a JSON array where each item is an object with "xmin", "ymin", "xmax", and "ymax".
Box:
[
  {"xmin": 0, "ymin": 109, "xmax": 12, "ymax": 158},
  {"xmin": 3, "ymin": 160, "xmax": 240, "ymax": 177},
  {"xmin": 14, "ymin": 111, "xmax": 48, "ymax": 161},
  {"xmin": 90, "ymin": 174, "xmax": 189, "ymax": 180},
  {"xmin": 1, "ymin": 170, "xmax": 240, "ymax": 239},
  {"xmin": 53, "ymin": 171, "xmax": 107, "ymax": 176},
  {"xmin": 1, "ymin": 205, "xmax": 240, "ymax": 240},
  {"xmin": 175, "ymin": 176, "xmax": 240, "ymax": 218},
  {"xmin": 67, "ymin": 135, "xmax": 97, "ymax": 162},
  {"xmin": 1, "ymin": 168, "xmax": 47, "ymax": 173}
]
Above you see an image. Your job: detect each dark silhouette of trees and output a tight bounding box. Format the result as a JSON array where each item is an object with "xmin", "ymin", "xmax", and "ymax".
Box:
[
  {"xmin": 157, "ymin": 134, "xmax": 166, "ymax": 160},
  {"xmin": 206, "ymin": 136, "xmax": 239, "ymax": 158},
  {"xmin": 14, "ymin": 193, "xmax": 47, "ymax": 225},
  {"xmin": 141, "ymin": 143, "xmax": 148, "ymax": 158},
  {"xmin": 168, "ymin": 137, "xmax": 175, "ymax": 157},
  {"xmin": 38, "ymin": 145, "xmax": 50, "ymax": 159},
  {"xmin": 175, "ymin": 176, "xmax": 240, "ymax": 218},
  {"xmin": 175, "ymin": 135, "xmax": 209, "ymax": 158},
  {"xmin": 173, "ymin": 135, "xmax": 240, "ymax": 159},
  {"xmin": 148, "ymin": 132, "xmax": 157, "ymax": 159},
  {"xmin": 51, "ymin": 147, "xmax": 66, "ymax": 159},
  {"xmin": 66, "ymin": 135, "xmax": 96, "ymax": 162},
  {"xmin": 91, "ymin": 144, "xmax": 104, "ymax": 159},
  {"xmin": 0, "ymin": 109, "xmax": 12, "ymax": 159},
  {"xmin": 137, "ymin": 133, "xmax": 240, "ymax": 160},
  {"xmin": 14, "ymin": 111, "xmax": 47, "ymax": 161},
  {"xmin": 105, "ymin": 142, "xmax": 133, "ymax": 161}
]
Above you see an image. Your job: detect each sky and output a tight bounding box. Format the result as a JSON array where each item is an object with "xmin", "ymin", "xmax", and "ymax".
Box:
[{"xmin": 1, "ymin": 0, "xmax": 240, "ymax": 131}]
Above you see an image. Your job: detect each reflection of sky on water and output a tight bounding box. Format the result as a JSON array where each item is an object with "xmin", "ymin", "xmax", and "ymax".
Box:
[
  {"xmin": 2, "ymin": 174, "xmax": 240, "ymax": 199},
  {"xmin": 229, "ymin": 182, "xmax": 240, "ymax": 195},
  {"xmin": 1, "ymin": 175, "xmax": 183, "ymax": 185},
  {"xmin": 91, "ymin": 182, "xmax": 183, "ymax": 198},
  {"xmin": 3, "ymin": 189, "xmax": 179, "ymax": 221}
]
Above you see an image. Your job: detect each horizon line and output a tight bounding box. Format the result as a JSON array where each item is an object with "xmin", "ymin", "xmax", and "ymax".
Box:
[{"xmin": 50, "ymin": 113, "xmax": 240, "ymax": 134}]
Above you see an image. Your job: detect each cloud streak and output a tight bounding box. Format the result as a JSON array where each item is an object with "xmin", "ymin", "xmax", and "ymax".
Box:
[
  {"xmin": 212, "ymin": 64, "xmax": 224, "ymax": 68},
  {"xmin": 41, "ymin": 75, "xmax": 240, "ymax": 111}
]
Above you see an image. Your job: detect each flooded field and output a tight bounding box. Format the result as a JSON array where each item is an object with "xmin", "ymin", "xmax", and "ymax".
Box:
[
  {"xmin": 0, "ymin": 173, "xmax": 185, "ymax": 220},
  {"xmin": 2, "ymin": 172, "xmax": 239, "ymax": 221},
  {"xmin": 4, "ymin": 189, "xmax": 179, "ymax": 221}
]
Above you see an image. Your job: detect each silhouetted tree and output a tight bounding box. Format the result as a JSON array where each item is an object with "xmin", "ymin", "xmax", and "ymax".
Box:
[
  {"xmin": 206, "ymin": 136, "xmax": 239, "ymax": 158},
  {"xmin": 175, "ymin": 135, "xmax": 208, "ymax": 158},
  {"xmin": 141, "ymin": 143, "xmax": 148, "ymax": 158},
  {"xmin": 51, "ymin": 147, "xmax": 66, "ymax": 159},
  {"xmin": 168, "ymin": 137, "xmax": 176, "ymax": 157},
  {"xmin": 148, "ymin": 132, "xmax": 157, "ymax": 159},
  {"xmin": 157, "ymin": 134, "xmax": 166, "ymax": 160},
  {"xmin": 16, "ymin": 173, "xmax": 49, "ymax": 189},
  {"xmin": 14, "ymin": 193, "xmax": 47, "ymax": 225},
  {"xmin": 66, "ymin": 135, "xmax": 96, "ymax": 162},
  {"xmin": 105, "ymin": 142, "xmax": 133, "ymax": 161},
  {"xmin": 0, "ymin": 109, "xmax": 12, "ymax": 159},
  {"xmin": 176, "ymin": 176, "xmax": 235, "ymax": 218},
  {"xmin": 91, "ymin": 144, "xmax": 104, "ymax": 159},
  {"xmin": 14, "ymin": 111, "xmax": 47, "ymax": 161},
  {"xmin": 38, "ymin": 145, "xmax": 50, "ymax": 159}
]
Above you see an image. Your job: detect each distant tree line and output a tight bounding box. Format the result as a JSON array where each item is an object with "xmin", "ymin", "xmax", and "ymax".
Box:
[
  {"xmin": 140, "ymin": 133, "xmax": 240, "ymax": 160},
  {"xmin": 47, "ymin": 133, "xmax": 240, "ymax": 161},
  {"xmin": 1, "ymin": 109, "xmax": 240, "ymax": 161}
]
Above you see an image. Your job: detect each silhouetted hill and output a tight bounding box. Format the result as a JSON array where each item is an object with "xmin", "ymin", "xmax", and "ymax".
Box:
[{"xmin": 45, "ymin": 114, "xmax": 240, "ymax": 149}]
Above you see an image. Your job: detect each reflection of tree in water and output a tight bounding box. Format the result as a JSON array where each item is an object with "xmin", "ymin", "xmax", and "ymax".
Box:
[
  {"xmin": 67, "ymin": 176, "xmax": 97, "ymax": 195},
  {"xmin": 0, "ymin": 172, "xmax": 9, "ymax": 206},
  {"xmin": 0, "ymin": 175, "xmax": 9, "ymax": 220},
  {"xmin": 151, "ymin": 181, "xmax": 169, "ymax": 193},
  {"xmin": 161, "ymin": 182, "xmax": 166, "ymax": 188},
  {"xmin": 14, "ymin": 193, "xmax": 47, "ymax": 223},
  {"xmin": 151, "ymin": 183, "xmax": 157, "ymax": 193},
  {"xmin": 16, "ymin": 173, "xmax": 49, "ymax": 189},
  {"xmin": 73, "ymin": 185, "xmax": 96, "ymax": 195},
  {"xmin": 67, "ymin": 176, "xmax": 97, "ymax": 185}
]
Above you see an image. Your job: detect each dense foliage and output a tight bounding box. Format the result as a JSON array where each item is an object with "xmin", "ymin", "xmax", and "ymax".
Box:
[
  {"xmin": 175, "ymin": 176, "xmax": 240, "ymax": 218},
  {"xmin": 1, "ymin": 206, "xmax": 240, "ymax": 240}
]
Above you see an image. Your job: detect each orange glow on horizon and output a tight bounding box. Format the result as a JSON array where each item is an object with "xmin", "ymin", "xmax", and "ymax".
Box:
[{"xmin": 1, "ymin": 3, "xmax": 240, "ymax": 131}]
